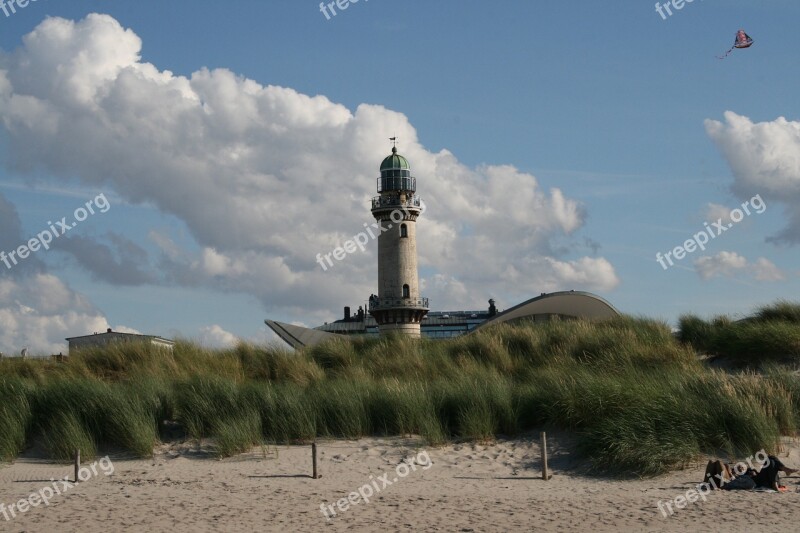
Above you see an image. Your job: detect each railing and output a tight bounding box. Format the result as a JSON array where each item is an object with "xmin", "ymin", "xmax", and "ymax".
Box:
[
  {"xmin": 368, "ymin": 297, "xmax": 429, "ymax": 310},
  {"xmin": 371, "ymin": 195, "xmax": 422, "ymax": 210}
]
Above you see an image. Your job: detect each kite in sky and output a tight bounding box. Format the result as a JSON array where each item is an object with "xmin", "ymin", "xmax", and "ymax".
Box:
[{"xmin": 717, "ymin": 29, "xmax": 754, "ymax": 59}]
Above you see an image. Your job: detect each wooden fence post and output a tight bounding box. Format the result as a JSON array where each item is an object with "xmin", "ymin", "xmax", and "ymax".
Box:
[
  {"xmin": 74, "ymin": 449, "xmax": 80, "ymax": 483},
  {"xmin": 312, "ymin": 442, "xmax": 318, "ymax": 479},
  {"xmin": 541, "ymin": 432, "xmax": 551, "ymax": 481}
]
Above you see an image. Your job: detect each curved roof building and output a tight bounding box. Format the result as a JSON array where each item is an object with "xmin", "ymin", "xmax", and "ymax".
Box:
[
  {"xmin": 266, "ymin": 291, "xmax": 620, "ymax": 349},
  {"xmin": 264, "ymin": 147, "xmax": 620, "ymax": 349},
  {"xmin": 473, "ymin": 291, "xmax": 620, "ymax": 331}
]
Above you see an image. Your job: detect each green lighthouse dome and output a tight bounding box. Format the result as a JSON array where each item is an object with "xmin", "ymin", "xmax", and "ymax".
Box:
[
  {"xmin": 380, "ymin": 146, "xmax": 410, "ymax": 172},
  {"xmin": 377, "ymin": 146, "xmax": 415, "ymax": 192}
]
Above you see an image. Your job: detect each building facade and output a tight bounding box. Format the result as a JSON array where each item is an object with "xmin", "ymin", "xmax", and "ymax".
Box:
[{"xmin": 66, "ymin": 328, "xmax": 174, "ymax": 354}]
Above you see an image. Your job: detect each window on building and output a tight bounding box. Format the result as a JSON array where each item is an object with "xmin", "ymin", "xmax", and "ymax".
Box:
[
  {"xmin": 400, "ymin": 224, "xmax": 408, "ymax": 238},
  {"xmin": 403, "ymin": 284, "xmax": 410, "ymax": 298}
]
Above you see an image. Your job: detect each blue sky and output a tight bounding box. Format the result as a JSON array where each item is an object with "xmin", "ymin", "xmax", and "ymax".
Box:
[{"xmin": 1, "ymin": 1, "xmax": 798, "ymax": 353}]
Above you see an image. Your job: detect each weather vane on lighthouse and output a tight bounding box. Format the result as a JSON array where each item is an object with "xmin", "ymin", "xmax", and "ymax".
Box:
[{"xmin": 389, "ymin": 136, "xmax": 398, "ymax": 150}]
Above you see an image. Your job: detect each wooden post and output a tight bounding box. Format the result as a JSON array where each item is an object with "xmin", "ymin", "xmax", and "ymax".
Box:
[
  {"xmin": 541, "ymin": 432, "xmax": 551, "ymax": 481},
  {"xmin": 312, "ymin": 442, "xmax": 318, "ymax": 479},
  {"xmin": 74, "ymin": 449, "xmax": 80, "ymax": 483}
]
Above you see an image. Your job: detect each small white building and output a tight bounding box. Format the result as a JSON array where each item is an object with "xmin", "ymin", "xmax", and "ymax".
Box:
[{"xmin": 66, "ymin": 328, "xmax": 174, "ymax": 354}]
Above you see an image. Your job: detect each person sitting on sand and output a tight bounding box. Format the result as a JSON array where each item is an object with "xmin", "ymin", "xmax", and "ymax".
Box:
[
  {"xmin": 754, "ymin": 455, "xmax": 797, "ymax": 491},
  {"xmin": 723, "ymin": 467, "xmax": 757, "ymax": 491}
]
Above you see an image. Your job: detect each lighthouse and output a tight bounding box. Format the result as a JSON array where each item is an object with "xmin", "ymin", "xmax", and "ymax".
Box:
[{"xmin": 368, "ymin": 145, "xmax": 429, "ymax": 336}]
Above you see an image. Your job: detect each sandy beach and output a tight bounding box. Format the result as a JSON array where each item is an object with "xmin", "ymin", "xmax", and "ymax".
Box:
[{"xmin": 2, "ymin": 434, "xmax": 799, "ymax": 532}]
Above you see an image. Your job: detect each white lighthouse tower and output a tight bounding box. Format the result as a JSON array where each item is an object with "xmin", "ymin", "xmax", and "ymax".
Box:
[{"xmin": 368, "ymin": 144, "xmax": 429, "ymax": 337}]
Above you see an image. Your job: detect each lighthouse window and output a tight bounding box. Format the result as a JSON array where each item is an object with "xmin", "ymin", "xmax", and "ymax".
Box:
[
  {"xmin": 400, "ymin": 224, "xmax": 408, "ymax": 238},
  {"xmin": 403, "ymin": 284, "xmax": 410, "ymax": 298}
]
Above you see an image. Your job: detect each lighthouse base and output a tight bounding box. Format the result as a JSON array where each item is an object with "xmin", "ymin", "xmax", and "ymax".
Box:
[{"xmin": 378, "ymin": 322, "xmax": 421, "ymax": 338}]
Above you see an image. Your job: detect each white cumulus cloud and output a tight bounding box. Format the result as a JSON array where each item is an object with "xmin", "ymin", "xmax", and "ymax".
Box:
[
  {"xmin": 694, "ymin": 251, "xmax": 784, "ymax": 282},
  {"xmin": 196, "ymin": 324, "xmax": 239, "ymax": 349},
  {"xmin": 0, "ymin": 273, "xmax": 109, "ymax": 355},
  {"xmin": 0, "ymin": 13, "xmax": 619, "ymax": 331},
  {"xmin": 704, "ymin": 203, "xmax": 734, "ymax": 226},
  {"xmin": 705, "ymin": 111, "xmax": 800, "ymax": 243}
]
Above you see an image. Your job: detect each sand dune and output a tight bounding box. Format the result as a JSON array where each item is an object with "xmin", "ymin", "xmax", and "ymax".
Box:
[{"xmin": 1, "ymin": 435, "xmax": 799, "ymax": 532}]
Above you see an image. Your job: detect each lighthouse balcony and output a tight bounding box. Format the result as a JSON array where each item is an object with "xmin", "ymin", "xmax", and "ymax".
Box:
[
  {"xmin": 368, "ymin": 296, "xmax": 429, "ymax": 311},
  {"xmin": 371, "ymin": 194, "xmax": 422, "ymax": 211}
]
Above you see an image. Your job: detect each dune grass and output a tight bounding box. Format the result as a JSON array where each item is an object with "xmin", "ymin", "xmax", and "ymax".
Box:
[
  {"xmin": 755, "ymin": 300, "xmax": 800, "ymax": 324},
  {"xmin": 0, "ymin": 303, "xmax": 799, "ymax": 476},
  {"xmin": 678, "ymin": 301, "xmax": 800, "ymax": 367},
  {"xmin": 0, "ymin": 377, "xmax": 34, "ymax": 461},
  {"xmin": 34, "ymin": 379, "xmax": 159, "ymax": 460}
]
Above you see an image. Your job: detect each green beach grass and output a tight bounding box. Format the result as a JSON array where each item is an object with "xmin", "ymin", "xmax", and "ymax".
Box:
[
  {"xmin": 1, "ymin": 301, "xmax": 799, "ymax": 477},
  {"xmin": 679, "ymin": 300, "xmax": 800, "ymax": 367}
]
